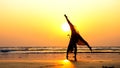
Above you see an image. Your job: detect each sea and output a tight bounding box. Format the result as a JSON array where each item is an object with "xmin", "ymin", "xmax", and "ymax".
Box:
[
  {"xmin": 0, "ymin": 46, "xmax": 120, "ymax": 54},
  {"xmin": 0, "ymin": 46, "xmax": 120, "ymax": 60}
]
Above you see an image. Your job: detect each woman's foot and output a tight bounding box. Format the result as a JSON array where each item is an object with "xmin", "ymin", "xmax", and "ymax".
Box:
[{"xmin": 66, "ymin": 56, "xmax": 68, "ymax": 59}]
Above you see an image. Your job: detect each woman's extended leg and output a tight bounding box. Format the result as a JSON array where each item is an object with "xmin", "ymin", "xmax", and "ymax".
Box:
[{"xmin": 74, "ymin": 45, "xmax": 77, "ymax": 61}]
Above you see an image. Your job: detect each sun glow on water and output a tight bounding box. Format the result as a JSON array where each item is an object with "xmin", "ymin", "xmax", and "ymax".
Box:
[
  {"xmin": 58, "ymin": 59, "xmax": 75, "ymax": 68},
  {"xmin": 63, "ymin": 59, "xmax": 69, "ymax": 63}
]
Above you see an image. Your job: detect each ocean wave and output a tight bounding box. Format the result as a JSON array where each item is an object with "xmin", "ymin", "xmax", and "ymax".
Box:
[{"xmin": 0, "ymin": 46, "xmax": 120, "ymax": 54}]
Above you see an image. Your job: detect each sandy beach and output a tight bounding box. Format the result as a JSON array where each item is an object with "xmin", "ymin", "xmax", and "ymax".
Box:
[{"xmin": 0, "ymin": 53, "xmax": 120, "ymax": 68}]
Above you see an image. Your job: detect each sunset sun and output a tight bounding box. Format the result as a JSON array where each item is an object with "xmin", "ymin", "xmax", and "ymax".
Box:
[{"xmin": 62, "ymin": 23, "xmax": 70, "ymax": 32}]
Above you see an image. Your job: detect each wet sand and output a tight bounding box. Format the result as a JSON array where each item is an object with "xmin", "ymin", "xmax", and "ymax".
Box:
[{"xmin": 0, "ymin": 53, "xmax": 120, "ymax": 68}]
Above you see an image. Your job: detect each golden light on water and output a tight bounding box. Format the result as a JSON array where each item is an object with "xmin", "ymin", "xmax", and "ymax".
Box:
[
  {"xmin": 57, "ymin": 59, "xmax": 75, "ymax": 68},
  {"xmin": 63, "ymin": 59, "xmax": 69, "ymax": 63}
]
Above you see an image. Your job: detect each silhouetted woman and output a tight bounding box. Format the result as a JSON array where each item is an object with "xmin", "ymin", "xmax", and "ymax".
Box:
[{"xmin": 64, "ymin": 14, "xmax": 92, "ymax": 61}]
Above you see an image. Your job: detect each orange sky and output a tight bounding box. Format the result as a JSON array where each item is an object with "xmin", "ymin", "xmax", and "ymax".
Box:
[{"xmin": 0, "ymin": 0, "xmax": 120, "ymax": 47}]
